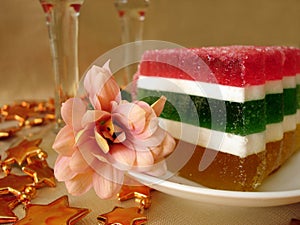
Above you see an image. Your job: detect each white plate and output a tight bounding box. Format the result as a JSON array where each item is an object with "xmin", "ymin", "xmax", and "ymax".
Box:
[{"xmin": 129, "ymin": 150, "xmax": 300, "ymax": 207}]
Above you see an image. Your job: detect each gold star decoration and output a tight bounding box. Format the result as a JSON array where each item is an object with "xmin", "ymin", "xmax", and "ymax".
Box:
[
  {"xmin": 118, "ymin": 184, "xmax": 152, "ymax": 209},
  {"xmin": 22, "ymin": 158, "xmax": 56, "ymax": 188},
  {"xmin": 0, "ymin": 174, "xmax": 34, "ymax": 195},
  {"xmin": 4, "ymin": 138, "xmax": 47, "ymax": 166},
  {"xmin": 0, "ymin": 194, "xmax": 19, "ymax": 224},
  {"xmin": 1, "ymin": 104, "xmax": 32, "ymax": 126},
  {"xmin": 0, "ymin": 126, "xmax": 22, "ymax": 140},
  {"xmin": 118, "ymin": 184, "xmax": 152, "ymax": 201},
  {"xmin": 14, "ymin": 195, "xmax": 90, "ymax": 225},
  {"xmin": 97, "ymin": 207, "xmax": 147, "ymax": 225},
  {"xmin": 16, "ymin": 99, "xmax": 54, "ymax": 115},
  {"xmin": 1, "ymin": 100, "xmax": 55, "ymax": 127}
]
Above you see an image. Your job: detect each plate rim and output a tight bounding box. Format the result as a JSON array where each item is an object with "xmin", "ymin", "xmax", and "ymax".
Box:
[{"xmin": 128, "ymin": 171, "xmax": 300, "ymax": 207}]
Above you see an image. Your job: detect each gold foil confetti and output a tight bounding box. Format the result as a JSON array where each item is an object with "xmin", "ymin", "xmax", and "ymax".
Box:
[
  {"xmin": 97, "ymin": 206, "xmax": 147, "ymax": 225},
  {"xmin": 0, "ymin": 194, "xmax": 19, "ymax": 224},
  {"xmin": 14, "ymin": 195, "xmax": 90, "ymax": 225},
  {"xmin": 4, "ymin": 138, "xmax": 47, "ymax": 166},
  {"xmin": 22, "ymin": 158, "xmax": 56, "ymax": 188}
]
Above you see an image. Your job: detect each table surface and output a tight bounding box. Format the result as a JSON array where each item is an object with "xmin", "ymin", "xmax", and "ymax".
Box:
[
  {"xmin": 1, "ymin": 1, "xmax": 300, "ymax": 223},
  {"xmin": 0, "ymin": 112, "xmax": 299, "ymax": 225}
]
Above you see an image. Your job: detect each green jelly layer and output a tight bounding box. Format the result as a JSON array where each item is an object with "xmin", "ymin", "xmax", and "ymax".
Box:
[
  {"xmin": 283, "ymin": 88, "xmax": 297, "ymax": 115},
  {"xmin": 265, "ymin": 93, "xmax": 283, "ymax": 124},
  {"xmin": 297, "ymin": 85, "xmax": 300, "ymax": 110},
  {"xmin": 138, "ymin": 89, "xmax": 266, "ymax": 136}
]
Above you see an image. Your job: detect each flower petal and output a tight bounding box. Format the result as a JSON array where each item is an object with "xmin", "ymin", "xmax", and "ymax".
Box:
[
  {"xmin": 91, "ymin": 152, "xmax": 110, "ymax": 164},
  {"xmin": 92, "ymin": 163, "xmax": 124, "ymax": 199},
  {"xmin": 134, "ymin": 148, "xmax": 154, "ymax": 171},
  {"xmin": 129, "ymin": 126, "xmax": 166, "ymax": 148},
  {"xmin": 102, "ymin": 60, "xmax": 111, "ymax": 71},
  {"xmin": 150, "ymin": 132, "xmax": 176, "ymax": 159},
  {"xmin": 112, "ymin": 102, "xmax": 146, "ymax": 134},
  {"xmin": 98, "ymin": 79, "xmax": 121, "ymax": 112},
  {"xmin": 76, "ymin": 133, "xmax": 104, "ymax": 166},
  {"xmin": 52, "ymin": 125, "xmax": 76, "ymax": 156},
  {"xmin": 94, "ymin": 127, "xmax": 110, "ymax": 154},
  {"xmin": 61, "ymin": 98, "xmax": 74, "ymax": 127},
  {"xmin": 84, "ymin": 65, "xmax": 105, "ymax": 109},
  {"xmin": 133, "ymin": 101, "xmax": 160, "ymax": 138},
  {"xmin": 145, "ymin": 160, "xmax": 168, "ymax": 177},
  {"xmin": 54, "ymin": 155, "xmax": 76, "ymax": 181},
  {"xmin": 61, "ymin": 98, "xmax": 86, "ymax": 131},
  {"xmin": 69, "ymin": 149, "xmax": 90, "ymax": 173},
  {"xmin": 84, "ymin": 63, "xmax": 121, "ymax": 111},
  {"xmin": 109, "ymin": 144, "xmax": 135, "ymax": 170},
  {"xmin": 151, "ymin": 96, "xmax": 167, "ymax": 116},
  {"xmin": 135, "ymin": 115, "xmax": 158, "ymax": 140},
  {"xmin": 65, "ymin": 170, "xmax": 94, "ymax": 196},
  {"xmin": 81, "ymin": 110, "xmax": 110, "ymax": 128}
]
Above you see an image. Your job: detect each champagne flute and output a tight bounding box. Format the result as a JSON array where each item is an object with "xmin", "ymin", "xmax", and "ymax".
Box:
[
  {"xmin": 39, "ymin": 0, "xmax": 84, "ymax": 130},
  {"xmin": 114, "ymin": 0, "xmax": 150, "ymax": 88}
]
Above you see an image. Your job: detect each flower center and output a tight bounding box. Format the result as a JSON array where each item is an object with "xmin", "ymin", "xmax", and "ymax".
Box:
[{"xmin": 95, "ymin": 118, "xmax": 126, "ymax": 154}]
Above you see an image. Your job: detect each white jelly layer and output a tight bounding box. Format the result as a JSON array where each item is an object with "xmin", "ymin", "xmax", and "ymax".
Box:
[
  {"xmin": 160, "ymin": 117, "xmax": 296, "ymax": 158},
  {"xmin": 265, "ymin": 80, "xmax": 283, "ymax": 94},
  {"xmin": 158, "ymin": 118, "xmax": 284, "ymax": 158},
  {"xmin": 137, "ymin": 76, "xmax": 287, "ymax": 102},
  {"xmin": 283, "ymin": 76, "xmax": 296, "ymax": 89},
  {"xmin": 297, "ymin": 74, "xmax": 300, "ymax": 84},
  {"xmin": 284, "ymin": 114, "xmax": 297, "ymax": 132},
  {"xmin": 266, "ymin": 123, "xmax": 283, "ymax": 142},
  {"xmin": 137, "ymin": 75, "xmax": 265, "ymax": 102}
]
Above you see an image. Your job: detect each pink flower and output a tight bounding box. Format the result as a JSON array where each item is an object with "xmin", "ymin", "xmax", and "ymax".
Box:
[{"xmin": 53, "ymin": 61, "xmax": 176, "ymax": 199}]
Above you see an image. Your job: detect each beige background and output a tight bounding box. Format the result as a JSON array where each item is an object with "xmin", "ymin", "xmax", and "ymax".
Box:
[
  {"xmin": 0, "ymin": 0, "xmax": 300, "ymax": 102},
  {"xmin": 1, "ymin": 1, "xmax": 300, "ymax": 224}
]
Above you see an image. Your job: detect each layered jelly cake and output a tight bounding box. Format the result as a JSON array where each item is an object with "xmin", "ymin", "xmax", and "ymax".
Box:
[{"xmin": 134, "ymin": 45, "xmax": 300, "ymax": 191}]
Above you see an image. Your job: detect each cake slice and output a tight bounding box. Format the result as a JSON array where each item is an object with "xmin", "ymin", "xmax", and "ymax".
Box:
[
  {"xmin": 296, "ymin": 48, "xmax": 300, "ymax": 151},
  {"xmin": 134, "ymin": 46, "xmax": 300, "ymax": 191},
  {"xmin": 279, "ymin": 47, "xmax": 298, "ymax": 164},
  {"xmin": 257, "ymin": 46, "xmax": 284, "ymax": 175}
]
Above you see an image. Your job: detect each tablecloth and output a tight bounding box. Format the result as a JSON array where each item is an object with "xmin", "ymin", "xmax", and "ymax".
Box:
[{"xmin": 0, "ymin": 122, "xmax": 297, "ymax": 225}]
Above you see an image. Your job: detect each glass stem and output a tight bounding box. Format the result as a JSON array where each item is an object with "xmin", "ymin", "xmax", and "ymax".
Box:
[
  {"xmin": 40, "ymin": 0, "xmax": 83, "ymax": 129},
  {"xmin": 115, "ymin": 0, "xmax": 149, "ymax": 87},
  {"xmin": 119, "ymin": 10, "xmax": 145, "ymax": 43}
]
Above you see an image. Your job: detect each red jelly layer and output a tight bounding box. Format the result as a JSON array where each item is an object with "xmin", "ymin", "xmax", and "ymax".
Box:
[
  {"xmin": 295, "ymin": 48, "xmax": 300, "ymax": 74},
  {"xmin": 259, "ymin": 47, "xmax": 284, "ymax": 81},
  {"xmin": 280, "ymin": 47, "xmax": 297, "ymax": 77},
  {"xmin": 139, "ymin": 46, "xmax": 266, "ymax": 87}
]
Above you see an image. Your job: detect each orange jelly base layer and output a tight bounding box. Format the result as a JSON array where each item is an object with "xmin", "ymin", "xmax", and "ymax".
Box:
[
  {"xmin": 295, "ymin": 124, "xmax": 300, "ymax": 153},
  {"xmin": 178, "ymin": 130, "xmax": 300, "ymax": 191}
]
